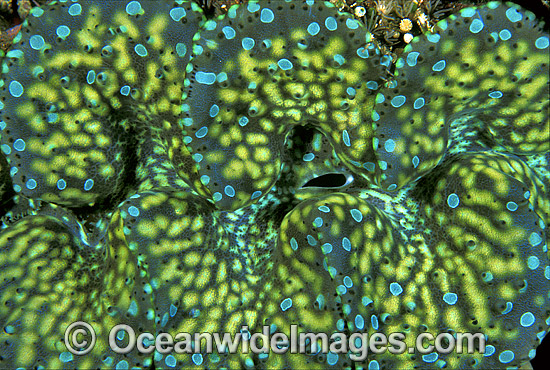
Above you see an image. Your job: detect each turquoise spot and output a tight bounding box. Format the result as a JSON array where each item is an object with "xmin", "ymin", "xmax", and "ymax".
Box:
[
  {"xmin": 29, "ymin": 35, "xmax": 45, "ymax": 50},
  {"xmin": 355, "ymin": 314, "xmax": 364, "ymax": 329},
  {"xmin": 527, "ymin": 256, "xmax": 540, "ymax": 270},
  {"xmin": 432, "ymin": 60, "xmax": 446, "ymax": 72},
  {"xmin": 460, "ymin": 7, "xmax": 476, "ymax": 17},
  {"xmin": 413, "ymin": 98, "xmax": 425, "ymax": 109},
  {"xmin": 529, "ymin": 232, "xmax": 542, "ymax": 247},
  {"xmin": 169, "ymin": 7, "xmax": 186, "ymax": 22},
  {"xmin": 175, "ymin": 43, "xmax": 187, "ymax": 57},
  {"xmin": 498, "ymin": 350, "xmax": 515, "ymax": 364},
  {"xmin": 506, "ymin": 201, "xmax": 518, "ymax": 211},
  {"xmin": 488, "ymin": 91, "xmax": 503, "ymax": 99},
  {"xmin": 239, "ymin": 116, "xmax": 249, "ymax": 127},
  {"xmin": 469, "ymin": 19, "xmax": 484, "ymax": 33},
  {"xmin": 321, "ymin": 243, "xmax": 332, "ymax": 254},
  {"xmin": 357, "ymin": 47, "xmax": 369, "ymax": 58},
  {"xmin": 307, "ymin": 22, "xmax": 320, "ymax": 36},
  {"xmin": 224, "ymin": 185, "xmax": 235, "ymax": 197},
  {"xmin": 390, "ymin": 282, "xmax": 403, "ymax": 296},
  {"xmin": 290, "ymin": 237, "xmax": 298, "ymax": 251},
  {"xmin": 443, "ymin": 293, "xmax": 458, "ymax": 305},
  {"xmin": 363, "ymin": 162, "xmax": 376, "ymax": 172},
  {"xmin": 342, "ymin": 130, "xmax": 351, "ymax": 147},
  {"xmin": 384, "ymin": 139, "xmax": 396, "ymax": 153},
  {"xmin": 9, "ymin": 81, "xmax": 24, "ymax": 97},
  {"xmin": 347, "ymin": 87, "xmax": 356, "ymax": 96},
  {"xmin": 213, "ymin": 192, "xmax": 222, "ymax": 202},
  {"xmin": 422, "ymin": 352, "xmax": 438, "ymax": 363},
  {"xmin": 86, "ymin": 70, "xmax": 96, "ymax": 84},
  {"xmin": 127, "ymin": 300, "xmax": 138, "ymax": 316},
  {"xmin": 280, "ymin": 298, "xmax": 292, "ymax": 311},
  {"xmin": 56, "ymin": 25, "xmax": 71, "ymax": 38},
  {"xmin": 195, "ymin": 72, "xmax": 216, "ymax": 85},
  {"xmin": 4, "ymin": 325, "xmax": 14, "ymax": 334},
  {"xmin": 325, "ymin": 17, "xmax": 337, "ymax": 31},
  {"xmin": 482, "ymin": 272, "xmax": 493, "ymax": 283},
  {"xmin": 371, "ymin": 315, "xmax": 379, "ymax": 330},
  {"xmin": 346, "ymin": 18, "xmax": 359, "ymax": 29},
  {"xmin": 247, "ymin": 2, "xmax": 260, "ymax": 12},
  {"xmin": 68, "ymin": 4, "xmax": 82, "ymax": 17},
  {"xmin": 126, "ymin": 1, "xmax": 142, "ymax": 16},
  {"xmin": 447, "ymin": 193, "xmax": 460, "ymax": 208},
  {"xmin": 1, "ymin": 145, "xmax": 11, "ymax": 155},
  {"xmin": 57, "ymin": 179, "xmax": 67, "ymax": 190},
  {"xmin": 278, "ymin": 58, "xmax": 293, "ymax": 70},
  {"xmin": 13, "ymin": 139, "xmax": 25, "ymax": 151},
  {"xmin": 222, "ymin": 26, "xmax": 236, "ymax": 40},
  {"xmin": 192, "ymin": 354, "xmax": 203, "ymax": 366},
  {"xmin": 251, "ymin": 190, "xmax": 262, "ymax": 199},
  {"xmin": 499, "ymin": 29, "xmax": 512, "ymax": 41},
  {"xmin": 342, "ymin": 237, "xmax": 351, "ymax": 251},
  {"xmin": 200, "ymin": 175, "xmax": 210, "ymax": 185},
  {"xmin": 343, "ymin": 276, "xmax": 353, "ymax": 288},
  {"xmin": 362, "ymin": 296, "xmax": 373, "ymax": 306},
  {"xmin": 134, "ymin": 44, "xmax": 148, "ymax": 57},
  {"xmin": 116, "ymin": 360, "xmax": 129, "ymax": 370},
  {"xmin": 165, "ymin": 355, "xmax": 177, "ymax": 367},
  {"xmin": 26, "ymin": 179, "xmax": 37, "ymax": 190},
  {"xmin": 387, "ymin": 184, "xmax": 397, "ymax": 191},
  {"xmin": 536, "ymin": 36, "xmax": 549, "ymax": 49},
  {"xmin": 260, "ymin": 8, "xmax": 274, "ymax": 23},
  {"xmin": 196, "ymin": 126, "xmax": 208, "ymax": 138},
  {"xmin": 128, "ymin": 206, "xmax": 140, "ymax": 217},
  {"xmin": 407, "ymin": 51, "xmax": 420, "ymax": 67},
  {"xmin": 333, "ymin": 54, "xmax": 345, "ymax": 66},
  {"xmin": 520, "ymin": 312, "xmax": 535, "ymax": 327},
  {"xmin": 307, "ymin": 235, "xmax": 317, "ymax": 246},
  {"xmin": 303, "ymin": 153, "xmax": 315, "ymax": 162},
  {"xmin": 368, "ymin": 360, "xmax": 380, "ymax": 370},
  {"xmin": 242, "ymin": 37, "xmax": 255, "ymax": 50},
  {"xmin": 503, "ymin": 301, "xmax": 513, "ymax": 315},
  {"xmin": 506, "ymin": 7, "xmax": 523, "ymax": 22},
  {"xmin": 524, "ymin": 190, "xmax": 531, "ymax": 199},
  {"xmin": 169, "ymin": 304, "xmax": 178, "ymax": 317},
  {"xmin": 391, "ymin": 95, "xmax": 406, "ymax": 108},
  {"xmin": 120, "ymin": 85, "xmax": 130, "ymax": 96},
  {"xmin": 193, "ymin": 153, "xmax": 203, "ymax": 162},
  {"xmin": 6, "ymin": 50, "xmax": 23, "ymax": 59},
  {"xmin": 379, "ymin": 160, "xmax": 387, "ymax": 170},
  {"xmin": 484, "ymin": 345, "xmax": 496, "ymax": 357},
  {"xmin": 59, "ymin": 352, "xmax": 73, "ymax": 363},
  {"xmin": 350, "ymin": 209, "xmax": 363, "ymax": 222},
  {"xmin": 31, "ymin": 7, "xmax": 44, "ymax": 17},
  {"xmin": 412, "ymin": 156, "xmax": 420, "ymax": 168},
  {"xmin": 84, "ymin": 179, "xmax": 94, "ymax": 191},
  {"xmin": 209, "ymin": 104, "xmax": 219, "ymax": 118},
  {"xmin": 426, "ymin": 33, "xmax": 440, "ymax": 43}
]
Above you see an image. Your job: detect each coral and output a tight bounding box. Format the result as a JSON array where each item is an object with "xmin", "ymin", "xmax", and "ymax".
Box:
[{"xmin": 0, "ymin": 0, "xmax": 548, "ymax": 369}]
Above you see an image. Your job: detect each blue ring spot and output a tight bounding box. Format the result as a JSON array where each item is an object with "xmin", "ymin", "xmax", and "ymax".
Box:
[
  {"xmin": 460, "ymin": 8, "xmax": 476, "ymax": 17},
  {"xmin": 484, "ymin": 345, "xmax": 496, "ymax": 357},
  {"xmin": 327, "ymin": 352, "xmax": 338, "ymax": 366},
  {"xmin": 56, "ymin": 25, "xmax": 71, "ymax": 38},
  {"xmin": 120, "ymin": 85, "xmax": 131, "ymax": 96},
  {"xmin": 195, "ymin": 72, "xmax": 216, "ymax": 85},
  {"xmin": 426, "ymin": 33, "xmax": 440, "ymax": 43},
  {"xmin": 366, "ymin": 81, "xmax": 378, "ymax": 90},
  {"xmin": 303, "ymin": 153, "xmax": 315, "ymax": 162},
  {"xmin": 165, "ymin": 354, "xmax": 176, "ymax": 367},
  {"xmin": 29, "ymin": 35, "xmax": 45, "ymax": 50},
  {"xmin": 432, "ymin": 60, "xmax": 446, "ymax": 72},
  {"xmin": 318, "ymin": 205, "xmax": 330, "ymax": 213},
  {"xmin": 26, "ymin": 179, "xmax": 37, "ymax": 190},
  {"xmin": 384, "ymin": 139, "xmax": 396, "ymax": 153},
  {"xmin": 13, "ymin": 139, "xmax": 26, "ymax": 151},
  {"xmin": 9, "ymin": 81, "xmax": 24, "ymax": 97},
  {"xmin": 529, "ymin": 232, "xmax": 542, "ymax": 247},
  {"xmin": 346, "ymin": 18, "xmax": 359, "ymax": 29},
  {"xmin": 307, "ymin": 235, "xmax": 317, "ymax": 246},
  {"xmin": 239, "ymin": 116, "xmax": 249, "ymax": 127},
  {"xmin": 488, "ymin": 91, "xmax": 503, "ymax": 99},
  {"xmin": 128, "ymin": 206, "xmax": 140, "ymax": 217},
  {"xmin": 325, "ymin": 17, "xmax": 337, "ymax": 31},
  {"xmin": 224, "ymin": 185, "xmax": 235, "ymax": 197},
  {"xmin": 169, "ymin": 7, "xmax": 186, "ymax": 22},
  {"xmin": 209, "ymin": 104, "xmax": 219, "ymax": 118},
  {"xmin": 391, "ymin": 95, "xmax": 406, "ymax": 108},
  {"xmin": 447, "ymin": 193, "xmax": 460, "ymax": 208},
  {"xmin": 84, "ymin": 179, "xmax": 94, "ymax": 191},
  {"xmin": 280, "ymin": 298, "xmax": 292, "ymax": 311},
  {"xmin": 175, "ymin": 43, "xmax": 187, "ymax": 57},
  {"xmin": 68, "ymin": 3, "xmax": 82, "ymax": 16},
  {"xmin": 213, "ymin": 192, "xmax": 222, "ymax": 202},
  {"xmin": 355, "ymin": 314, "xmax": 364, "ymax": 329},
  {"xmin": 499, "ymin": 29, "xmax": 512, "ymax": 41},
  {"xmin": 371, "ymin": 315, "xmax": 379, "ymax": 330},
  {"xmin": 260, "ymin": 8, "xmax": 274, "ymax": 23},
  {"xmin": 343, "ymin": 237, "xmax": 351, "ymax": 251},
  {"xmin": 357, "ymin": 47, "xmax": 369, "ymax": 58},
  {"xmin": 527, "ymin": 256, "xmax": 540, "ymax": 270},
  {"xmin": 196, "ymin": 126, "xmax": 208, "ymax": 138},
  {"xmin": 414, "ymin": 97, "xmax": 425, "ymax": 109},
  {"xmin": 350, "ymin": 209, "xmax": 363, "ymax": 222},
  {"xmin": 134, "ymin": 44, "xmax": 148, "ymax": 57},
  {"xmin": 222, "ymin": 26, "xmax": 236, "ymax": 40},
  {"xmin": 59, "ymin": 352, "xmax": 73, "ymax": 363},
  {"xmin": 290, "ymin": 238, "xmax": 298, "ymax": 251},
  {"xmin": 251, "ymin": 190, "xmax": 262, "ymax": 199},
  {"xmin": 443, "ymin": 292, "xmax": 458, "ymax": 305},
  {"xmin": 506, "ymin": 201, "xmax": 518, "ymax": 211},
  {"xmin": 520, "ymin": 312, "xmax": 535, "ymax": 327},
  {"xmin": 247, "ymin": 2, "xmax": 260, "ymax": 12},
  {"xmin": 506, "ymin": 7, "xmax": 523, "ymax": 22},
  {"xmin": 535, "ymin": 36, "xmax": 549, "ymax": 49},
  {"xmin": 242, "ymin": 37, "xmax": 255, "ymax": 50},
  {"xmin": 342, "ymin": 130, "xmax": 351, "ymax": 147},
  {"xmin": 407, "ymin": 51, "xmax": 420, "ymax": 67},
  {"xmin": 126, "ymin": 1, "xmax": 142, "ymax": 16},
  {"xmin": 321, "ymin": 243, "xmax": 332, "ymax": 254},
  {"xmin": 277, "ymin": 58, "xmax": 293, "ymax": 70},
  {"xmin": 191, "ymin": 353, "xmax": 203, "ymax": 366},
  {"xmin": 57, "ymin": 179, "xmax": 67, "ymax": 190},
  {"xmin": 1, "ymin": 145, "xmax": 11, "ymax": 155},
  {"xmin": 422, "ymin": 353, "xmax": 438, "ymax": 363},
  {"xmin": 390, "ymin": 282, "xmax": 403, "ymax": 296},
  {"xmin": 200, "ymin": 175, "xmax": 210, "ymax": 185},
  {"xmin": 307, "ymin": 22, "xmax": 320, "ymax": 36},
  {"xmin": 86, "ymin": 70, "xmax": 96, "ymax": 84},
  {"xmin": 499, "ymin": 350, "xmax": 515, "ymax": 364}
]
